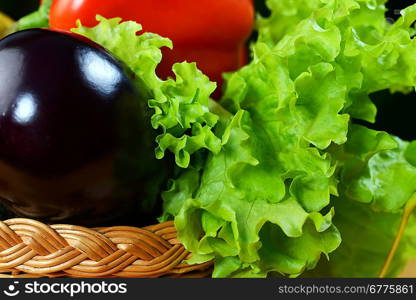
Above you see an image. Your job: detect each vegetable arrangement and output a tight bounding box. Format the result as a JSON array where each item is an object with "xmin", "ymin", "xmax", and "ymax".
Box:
[{"xmin": 0, "ymin": 0, "xmax": 416, "ymax": 278}]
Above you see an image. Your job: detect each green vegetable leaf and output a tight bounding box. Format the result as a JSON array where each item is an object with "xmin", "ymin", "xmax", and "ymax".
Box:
[
  {"xmin": 17, "ymin": 0, "xmax": 52, "ymax": 30},
  {"xmin": 163, "ymin": 0, "xmax": 416, "ymax": 278},
  {"xmin": 333, "ymin": 125, "xmax": 416, "ymax": 212},
  {"xmin": 162, "ymin": 110, "xmax": 341, "ymax": 277},
  {"xmin": 306, "ymin": 125, "xmax": 416, "ymax": 277},
  {"xmin": 72, "ymin": 16, "xmax": 221, "ymax": 168},
  {"xmin": 307, "ymin": 196, "xmax": 416, "ymax": 277}
]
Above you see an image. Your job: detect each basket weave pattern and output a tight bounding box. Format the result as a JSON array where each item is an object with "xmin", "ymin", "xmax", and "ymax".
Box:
[{"xmin": 0, "ymin": 219, "xmax": 212, "ymax": 278}]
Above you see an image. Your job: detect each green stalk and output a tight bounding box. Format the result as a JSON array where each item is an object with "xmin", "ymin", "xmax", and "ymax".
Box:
[
  {"xmin": 16, "ymin": 0, "xmax": 52, "ymax": 30},
  {"xmin": 379, "ymin": 192, "xmax": 416, "ymax": 278}
]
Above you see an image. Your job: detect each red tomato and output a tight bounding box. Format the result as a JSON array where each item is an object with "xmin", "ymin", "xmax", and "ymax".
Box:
[{"xmin": 48, "ymin": 0, "xmax": 255, "ymax": 97}]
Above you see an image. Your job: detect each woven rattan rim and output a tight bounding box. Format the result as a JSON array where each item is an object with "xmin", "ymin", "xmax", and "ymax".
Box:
[{"xmin": 0, "ymin": 218, "xmax": 212, "ymax": 278}]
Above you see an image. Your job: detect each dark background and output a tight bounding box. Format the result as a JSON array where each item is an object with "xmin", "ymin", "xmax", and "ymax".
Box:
[
  {"xmin": 0, "ymin": 0, "xmax": 37, "ymax": 19},
  {"xmin": 0, "ymin": 0, "xmax": 416, "ymax": 140}
]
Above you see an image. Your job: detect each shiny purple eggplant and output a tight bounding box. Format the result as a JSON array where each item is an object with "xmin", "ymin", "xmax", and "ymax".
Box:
[{"xmin": 0, "ymin": 29, "xmax": 166, "ymax": 226}]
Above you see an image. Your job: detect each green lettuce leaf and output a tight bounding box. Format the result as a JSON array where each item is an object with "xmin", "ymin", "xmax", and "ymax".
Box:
[
  {"xmin": 307, "ymin": 197, "xmax": 416, "ymax": 277},
  {"xmin": 305, "ymin": 125, "xmax": 416, "ymax": 277},
  {"xmin": 257, "ymin": 0, "xmax": 388, "ymax": 48},
  {"xmin": 163, "ymin": 0, "xmax": 416, "ymax": 278},
  {"xmin": 72, "ymin": 16, "xmax": 221, "ymax": 168},
  {"xmin": 333, "ymin": 125, "xmax": 416, "ymax": 212},
  {"xmin": 162, "ymin": 110, "xmax": 341, "ymax": 277}
]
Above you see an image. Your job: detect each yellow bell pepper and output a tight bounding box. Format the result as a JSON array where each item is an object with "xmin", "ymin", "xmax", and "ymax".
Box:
[{"xmin": 0, "ymin": 12, "xmax": 14, "ymax": 38}]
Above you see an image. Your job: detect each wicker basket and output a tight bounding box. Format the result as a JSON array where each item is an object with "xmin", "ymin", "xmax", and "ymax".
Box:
[{"xmin": 0, "ymin": 218, "xmax": 213, "ymax": 278}]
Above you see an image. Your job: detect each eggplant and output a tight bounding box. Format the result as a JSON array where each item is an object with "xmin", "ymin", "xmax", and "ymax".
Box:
[{"xmin": 0, "ymin": 29, "xmax": 166, "ymax": 226}]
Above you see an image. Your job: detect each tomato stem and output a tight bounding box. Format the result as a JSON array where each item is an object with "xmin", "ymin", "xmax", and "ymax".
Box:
[{"xmin": 379, "ymin": 192, "xmax": 416, "ymax": 278}]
